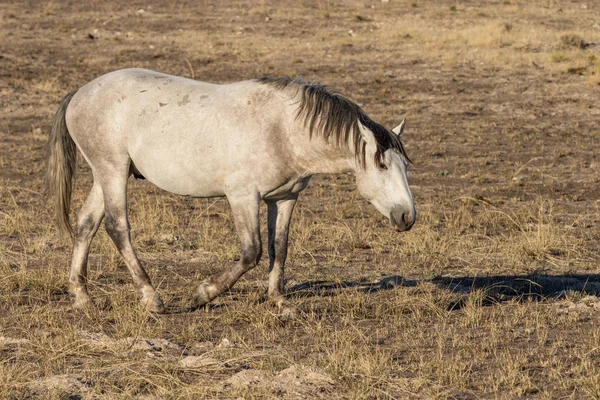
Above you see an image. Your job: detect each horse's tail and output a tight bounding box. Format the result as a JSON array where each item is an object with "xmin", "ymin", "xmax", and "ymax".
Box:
[{"xmin": 45, "ymin": 90, "xmax": 78, "ymax": 238}]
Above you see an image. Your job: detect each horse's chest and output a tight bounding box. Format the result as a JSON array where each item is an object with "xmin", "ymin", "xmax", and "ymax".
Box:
[{"xmin": 263, "ymin": 176, "xmax": 311, "ymax": 201}]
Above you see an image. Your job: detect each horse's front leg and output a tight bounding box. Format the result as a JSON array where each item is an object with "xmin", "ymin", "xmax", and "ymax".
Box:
[
  {"xmin": 192, "ymin": 193, "xmax": 262, "ymax": 309},
  {"xmin": 266, "ymin": 195, "xmax": 298, "ymax": 315}
]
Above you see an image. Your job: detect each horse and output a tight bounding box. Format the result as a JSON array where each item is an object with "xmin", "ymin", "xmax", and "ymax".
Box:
[{"xmin": 46, "ymin": 69, "xmax": 416, "ymax": 314}]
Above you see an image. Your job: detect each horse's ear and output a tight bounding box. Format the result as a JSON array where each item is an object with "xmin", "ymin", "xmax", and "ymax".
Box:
[{"xmin": 392, "ymin": 119, "xmax": 406, "ymax": 137}]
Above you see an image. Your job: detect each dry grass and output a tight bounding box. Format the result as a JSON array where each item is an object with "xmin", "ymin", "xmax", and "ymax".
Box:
[{"xmin": 1, "ymin": 0, "xmax": 600, "ymax": 398}]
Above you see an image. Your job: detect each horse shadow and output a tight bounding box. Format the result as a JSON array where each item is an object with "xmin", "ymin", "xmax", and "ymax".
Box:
[
  {"xmin": 287, "ymin": 275, "xmax": 418, "ymax": 298},
  {"xmin": 287, "ymin": 273, "xmax": 600, "ymax": 308},
  {"xmin": 163, "ymin": 273, "xmax": 600, "ymax": 314}
]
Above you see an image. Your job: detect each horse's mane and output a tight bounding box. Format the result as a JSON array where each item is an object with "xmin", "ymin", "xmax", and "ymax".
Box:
[{"xmin": 257, "ymin": 76, "xmax": 409, "ymax": 169}]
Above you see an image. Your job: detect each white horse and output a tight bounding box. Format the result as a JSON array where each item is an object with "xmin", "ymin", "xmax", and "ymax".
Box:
[{"xmin": 46, "ymin": 69, "xmax": 416, "ymax": 313}]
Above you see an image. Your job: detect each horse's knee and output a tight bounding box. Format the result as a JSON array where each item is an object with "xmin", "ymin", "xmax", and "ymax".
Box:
[
  {"xmin": 75, "ymin": 214, "xmax": 97, "ymax": 241},
  {"xmin": 105, "ymin": 214, "xmax": 127, "ymax": 250}
]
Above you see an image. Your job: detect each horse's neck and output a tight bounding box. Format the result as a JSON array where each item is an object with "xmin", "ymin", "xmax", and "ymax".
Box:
[
  {"xmin": 309, "ymin": 156, "xmax": 355, "ymax": 175},
  {"xmin": 293, "ymin": 133, "xmax": 357, "ymax": 176}
]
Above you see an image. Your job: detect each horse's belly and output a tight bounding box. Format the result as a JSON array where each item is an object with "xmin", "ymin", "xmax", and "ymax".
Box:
[
  {"xmin": 147, "ymin": 174, "xmax": 225, "ymax": 198},
  {"xmin": 130, "ymin": 149, "xmax": 226, "ymax": 198}
]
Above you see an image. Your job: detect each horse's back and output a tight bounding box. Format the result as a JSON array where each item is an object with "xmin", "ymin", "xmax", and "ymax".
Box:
[{"xmin": 68, "ymin": 68, "xmax": 285, "ymax": 143}]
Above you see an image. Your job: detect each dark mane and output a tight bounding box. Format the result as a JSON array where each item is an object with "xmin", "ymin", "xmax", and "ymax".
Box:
[{"xmin": 257, "ymin": 76, "xmax": 410, "ymax": 169}]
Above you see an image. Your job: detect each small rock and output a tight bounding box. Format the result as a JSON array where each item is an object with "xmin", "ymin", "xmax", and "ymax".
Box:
[
  {"xmin": 30, "ymin": 374, "xmax": 93, "ymax": 393},
  {"xmin": 192, "ymin": 341, "xmax": 215, "ymax": 352},
  {"xmin": 220, "ymin": 365, "xmax": 334, "ymax": 395},
  {"xmin": 222, "ymin": 369, "xmax": 269, "ymax": 389},
  {"xmin": 276, "ymin": 365, "xmax": 335, "ymax": 387}
]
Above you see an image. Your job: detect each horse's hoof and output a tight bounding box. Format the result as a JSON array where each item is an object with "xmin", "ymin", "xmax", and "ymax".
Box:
[
  {"xmin": 73, "ymin": 291, "xmax": 94, "ymax": 310},
  {"xmin": 144, "ymin": 296, "xmax": 166, "ymax": 313},
  {"xmin": 279, "ymin": 304, "xmax": 298, "ymax": 320},
  {"xmin": 73, "ymin": 296, "xmax": 94, "ymax": 310},
  {"xmin": 140, "ymin": 294, "xmax": 165, "ymax": 314},
  {"xmin": 71, "ymin": 286, "xmax": 94, "ymax": 309},
  {"xmin": 140, "ymin": 287, "xmax": 166, "ymax": 313},
  {"xmin": 192, "ymin": 282, "xmax": 215, "ymax": 310},
  {"xmin": 271, "ymin": 297, "xmax": 298, "ymax": 319},
  {"xmin": 145, "ymin": 299, "xmax": 165, "ymax": 313}
]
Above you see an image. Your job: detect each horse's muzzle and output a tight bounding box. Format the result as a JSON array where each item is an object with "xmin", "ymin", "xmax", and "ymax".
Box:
[{"xmin": 390, "ymin": 208, "xmax": 416, "ymax": 232}]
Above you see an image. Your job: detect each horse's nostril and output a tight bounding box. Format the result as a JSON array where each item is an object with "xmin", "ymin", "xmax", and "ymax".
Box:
[
  {"xmin": 390, "ymin": 209, "xmax": 415, "ymax": 232},
  {"xmin": 402, "ymin": 212, "xmax": 415, "ymax": 229}
]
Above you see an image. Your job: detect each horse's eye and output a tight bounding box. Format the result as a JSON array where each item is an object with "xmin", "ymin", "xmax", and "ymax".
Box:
[{"xmin": 379, "ymin": 163, "xmax": 388, "ymax": 171}]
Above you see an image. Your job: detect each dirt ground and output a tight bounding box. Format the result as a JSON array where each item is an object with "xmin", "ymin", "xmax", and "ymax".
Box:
[{"xmin": 1, "ymin": 0, "xmax": 600, "ymax": 398}]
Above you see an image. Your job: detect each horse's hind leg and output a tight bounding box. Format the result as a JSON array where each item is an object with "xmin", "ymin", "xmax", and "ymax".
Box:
[
  {"xmin": 266, "ymin": 195, "xmax": 297, "ymax": 315},
  {"xmin": 70, "ymin": 182, "xmax": 104, "ymax": 308},
  {"xmin": 192, "ymin": 193, "xmax": 262, "ymax": 309},
  {"xmin": 101, "ymin": 175, "xmax": 165, "ymax": 313}
]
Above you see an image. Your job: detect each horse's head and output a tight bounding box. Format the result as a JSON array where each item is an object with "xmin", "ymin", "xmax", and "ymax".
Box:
[{"xmin": 355, "ymin": 120, "xmax": 416, "ymax": 232}]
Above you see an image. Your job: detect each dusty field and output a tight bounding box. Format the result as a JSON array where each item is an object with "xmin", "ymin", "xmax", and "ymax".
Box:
[{"xmin": 1, "ymin": 0, "xmax": 600, "ymax": 398}]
